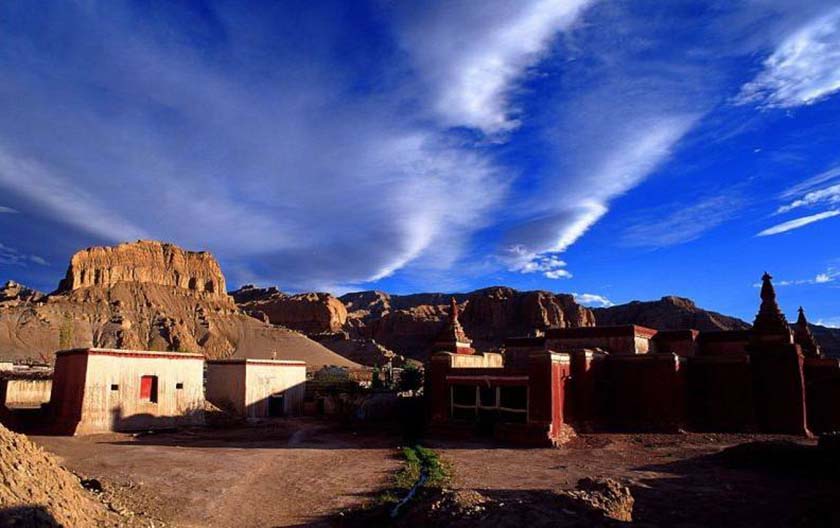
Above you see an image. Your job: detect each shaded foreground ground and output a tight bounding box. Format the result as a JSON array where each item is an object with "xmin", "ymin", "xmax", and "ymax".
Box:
[{"xmin": 30, "ymin": 420, "xmax": 840, "ymax": 527}]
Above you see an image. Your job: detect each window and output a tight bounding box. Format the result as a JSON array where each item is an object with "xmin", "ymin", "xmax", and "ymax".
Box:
[
  {"xmin": 110, "ymin": 384, "xmax": 119, "ymax": 391},
  {"xmin": 452, "ymin": 385, "xmax": 476, "ymax": 406},
  {"xmin": 499, "ymin": 386, "xmax": 527, "ymax": 411},
  {"xmin": 479, "ymin": 386, "xmax": 497, "ymax": 407},
  {"xmin": 140, "ymin": 375, "xmax": 158, "ymax": 403},
  {"xmin": 176, "ymin": 382, "xmax": 184, "ymax": 390}
]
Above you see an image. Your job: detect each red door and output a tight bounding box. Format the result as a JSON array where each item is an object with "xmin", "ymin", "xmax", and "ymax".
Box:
[{"xmin": 140, "ymin": 376, "xmax": 158, "ymax": 402}]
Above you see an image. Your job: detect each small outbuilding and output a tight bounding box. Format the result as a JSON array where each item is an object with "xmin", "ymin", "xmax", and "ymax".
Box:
[
  {"xmin": 1, "ymin": 369, "xmax": 53, "ymax": 410},
  {"xmin": 50, "ymin": 348, "xmax": 205, "ymax": 435},
  {"xmin": 206, "ymin": 359, "xmax": 306, "ymax": 420}
]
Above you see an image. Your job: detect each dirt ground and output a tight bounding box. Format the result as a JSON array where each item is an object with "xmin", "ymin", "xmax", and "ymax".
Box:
[
  {"xmin": 31, "ymin": 418, "xmax": 402, "ymax": 527},
  {"xmin": 429, "ymin": 432, "xmax": 840, "ymax": 527},
  {"xmin": 30, "ymin": 421, "xmax": 840, "ymax": 527}
]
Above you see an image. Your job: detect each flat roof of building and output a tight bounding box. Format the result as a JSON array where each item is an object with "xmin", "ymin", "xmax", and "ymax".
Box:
[
  {"xmin": 0, "ymin": 369, "xmax": 53, "ymax": 381},
  {"xmin": 653, "ymin": 329, "xmax": 700, "ymax": 340},
  {"xmin": 545, "ymin": 325, "xmax": 658, "ymax": 339},
  {"xmin": 55, "ymin": 348, "xmax": 205, "ymax": 360}
]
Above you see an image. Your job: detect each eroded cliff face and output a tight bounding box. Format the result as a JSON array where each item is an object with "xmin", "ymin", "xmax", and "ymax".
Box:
[
  {"xmin": 357, "ymin": 287, "xmax": 595, "ymax": 359},
  {"xmin": 57, "ymin": 240, "xmax": 229, "ymax": 301},
  {"xmin": 232, "ymin": 287, "xmax": 348, "ymax": 334},
  {"xmin": 238, "ymin": 285, "xmax": 596, "ymax": 362},
  {"xmin": 592, "ymin": 296, "xmax": 751, "ymax": 332},
  {"xmin": 0, "ymin": 242, "xmax": 358, "ymax": 370},
  {"xmin": 0, "ymin": 281, "xmax": 44, "ymax": 305}
]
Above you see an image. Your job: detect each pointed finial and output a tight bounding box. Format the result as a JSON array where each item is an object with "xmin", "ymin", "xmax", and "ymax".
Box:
[
  {"xmin": 760, "ymin": 271, "xmax": 777, "ymax": 302},
  {"xmin": 797, "ymin": 306, "xmax": 807, "ymax": 325},
  {"xmin": 450, "ymin": 297, "xmax": 459, "ymax": 323}
]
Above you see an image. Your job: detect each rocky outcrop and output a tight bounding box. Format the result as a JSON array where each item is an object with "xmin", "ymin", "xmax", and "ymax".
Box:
[
  {"xmin": 0, "ymin": 280, "xmax": 44, "ymax": 305},
  {"xmin": 57, "ymin": 240, "xmax": 229, "ymax": 301},
  {"xmin": 0, "ymin": 423, "xmax": 121, "ymax": 526},
  {"xmin": 338, "ymin": 287, "xmax": 595, "ymax": 361},
  {"xmin": 340, "ymin": 290, "xmax": 393, "ymax": 323},
  {"xmin": 232, "ymin": 287, "xmax": 348, "ymax": 334},
  {"xmin": 593, "ymin": 296, "xmax": 751, "ymax": 332},
  {"xmin": 308, "ymin": 332, "xmax": 417, "ymax": 368},
  {"xmin": 595, "ymin": 295, "xmax": 840, "ymax": 359},
  {"xmin": 557, "ymin": 478, "xmax": 634, "ymax": 522},
  {"xmin": 810, "ymin": 324, "xmax": 840, "ymax": 359},
  {"xmin": 460, "ymin": 287, "xmax": 594, "ymax": 344},
  {"xmin": 0, "ymin": 242, "xmax": 358, "ymax": 370}
]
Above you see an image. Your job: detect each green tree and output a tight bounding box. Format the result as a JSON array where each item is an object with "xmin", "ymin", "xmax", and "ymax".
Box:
[
  {"xmin": 398, "ymin": 364, "xmax": 423, "ymax": 395},
  {"xmin": 371, "ymin": 364, "xmax": 384, "ymax": 390},
  {"xmin": 58, "ymin": 312, "xmax": 74, "ymax": 349}
]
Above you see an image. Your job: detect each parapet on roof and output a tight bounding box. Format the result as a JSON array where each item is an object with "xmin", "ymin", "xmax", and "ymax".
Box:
[{"xmin": 55, "ymin": 348, "xmax": 205, "ymax": 360}]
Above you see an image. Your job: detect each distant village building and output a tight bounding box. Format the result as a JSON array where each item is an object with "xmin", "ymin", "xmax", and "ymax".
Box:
[
  {"xmin": 50, "ymin": 348, "xmax": 205, "ymax": 435},
  {"xmin": 1, "ymin": 370, "xmax": 52, "ymax": 410},
  {"xmin": 428, "ymin": 274, "xmax": 840, "ymax": 445},
  {"xmin": 206, "ymin": 359, "xmax": 306, "ymax": 419}
]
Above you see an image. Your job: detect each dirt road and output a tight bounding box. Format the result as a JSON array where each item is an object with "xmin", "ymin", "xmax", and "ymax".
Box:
[
  {"xmin": 32, "ymin": 418, "xmax": 401, "ymax": 527},
  {"xmin": 30, "ymin": 424, "xmax": 840, "ymax": 527}
]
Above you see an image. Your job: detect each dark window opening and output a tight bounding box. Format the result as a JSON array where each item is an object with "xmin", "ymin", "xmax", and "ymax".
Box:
[
  {"xmin": 499, "ymin": 386, "xmax": 527, "ymax": 410},
  {"xmin": 452, "ymin": 406, "xmax": 477, "ymax": 421},
  {"xmin": 140, "ymin": 375, "xmax": 158, "ymax": 403},
  {"xmin": 176, "ymin": 382, "xmax": 184, "ymax": 390},
  {"xmin": 479, "ymin": 386, "xmax": 497, "ymax": 407},
  {"xmin": 110, "ymin": 384, "xmax": 119, "ymax": 391},
  {"xmin": 452, "ymin": 385, "xmax": 476, "ymax": 406},
  {"xmin": 498, "ymin": 410, "xmax": 528, "ymax": 423}
]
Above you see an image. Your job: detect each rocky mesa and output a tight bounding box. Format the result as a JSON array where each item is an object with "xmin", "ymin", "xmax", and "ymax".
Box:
[{"xmin": 0, "ymin": 241, "xmax": 357, "ymax": 370}]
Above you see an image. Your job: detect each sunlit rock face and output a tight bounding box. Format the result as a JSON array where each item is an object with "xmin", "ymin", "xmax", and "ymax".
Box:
[{"xmin": 57, "ymin": 240, "xmax": 231, "ymax": 303}]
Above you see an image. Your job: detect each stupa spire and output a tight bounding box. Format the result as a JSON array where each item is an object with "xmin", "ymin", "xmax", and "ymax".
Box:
[
  {"xmin": 431, "ymin": 297, "xmax": 473, "ymax": 354},
  {"xmin": 752, "ymin": 272, "xmax": 792, "ymax": 340},
  {"xmin": 793, "ymin": 306, "xmax": 821, "ymax": 357}
]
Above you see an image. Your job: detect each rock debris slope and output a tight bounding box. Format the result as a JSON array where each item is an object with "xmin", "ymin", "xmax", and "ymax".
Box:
[{"xmin": 0, "ymin": 423, "xmax": 119, "ymax": 527}]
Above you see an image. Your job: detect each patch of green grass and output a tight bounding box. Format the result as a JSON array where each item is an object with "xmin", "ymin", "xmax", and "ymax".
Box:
[{"xmin": 393, "ymin": 445, "xmax": 451, "ymax": 489}]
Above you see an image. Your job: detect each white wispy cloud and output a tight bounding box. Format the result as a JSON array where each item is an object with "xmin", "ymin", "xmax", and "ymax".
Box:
[
  {"xmin": 392, "ymin": 0, "xmax": 595, "ymax": 134},
  {"xmin": 0, "ymin": 242, "xmax": 47, "ymax": 267},
  {"xmin": 622, "ymin": 194, "xmax": 743, "ymax": 248},
  {"xmin": 573, "ymin": 292, "xmax": 613, "ymax": 308},
  {"xmin": 0, "ymin": 206, "xmax": 17, "ymax": 214},
  {"xmin": 503, "ymin": 112, "xmax": 698, "ymax": 272},
  {"xmin": 776, "ymin": 166, "xmax": 840, "ymax": 214},
  {"xmin": 0, "ymin": 2, "xmax": 509, "ymax": 291},
  {"xmin": 0, "ymin": 149, "xmax": 148, "ymax": 243},
  {"xmin": 780, "ymin": 166, "xmax": 840, "ymax": 199},
  {"xmin": 756, "ymin": 210, "xmax": 840, "ymax": 236},
  {"xmin": 816, "ymin": 317, "xmax": 840, "ymax": 328},
  {"xmin": 736, "ymin": 7, "xmax": 840, "ymax": 108},
  {"xmin": 777, "ymin": 183, "xmax": 840, "ymax": 214},
  {"xmin": 770, "ymin": 267, "xmax": 839, "ymax": 287}
]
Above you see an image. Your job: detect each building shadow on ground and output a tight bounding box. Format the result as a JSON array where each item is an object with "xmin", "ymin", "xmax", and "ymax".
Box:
[
  {"xmin": 0, "ymin": 505, "xmax": 62, "ymax": 528},
  {"xmin": 283, "ymin": 440, "xmax": 840, "ymax": 528}
]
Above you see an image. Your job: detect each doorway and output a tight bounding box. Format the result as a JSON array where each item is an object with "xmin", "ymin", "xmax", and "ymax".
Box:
[{"xmin": 268, "ymin": 393, "xmax": 285, "ymax": 417}]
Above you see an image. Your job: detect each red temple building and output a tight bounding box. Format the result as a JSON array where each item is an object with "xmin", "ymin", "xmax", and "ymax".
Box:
[{"xmin": 428, "ymin": 273, "xmax": 840, "ymax": 446}]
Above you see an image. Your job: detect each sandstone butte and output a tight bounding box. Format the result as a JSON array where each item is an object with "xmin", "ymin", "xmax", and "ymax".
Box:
[{"xmin": 0, "ymin": 241, "xmax": 358, "ymax": 370}]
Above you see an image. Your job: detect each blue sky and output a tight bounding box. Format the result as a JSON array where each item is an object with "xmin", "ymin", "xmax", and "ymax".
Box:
[{"xmin": 1, "ymin": 1, "xmax": 839, "ymax": 325}]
